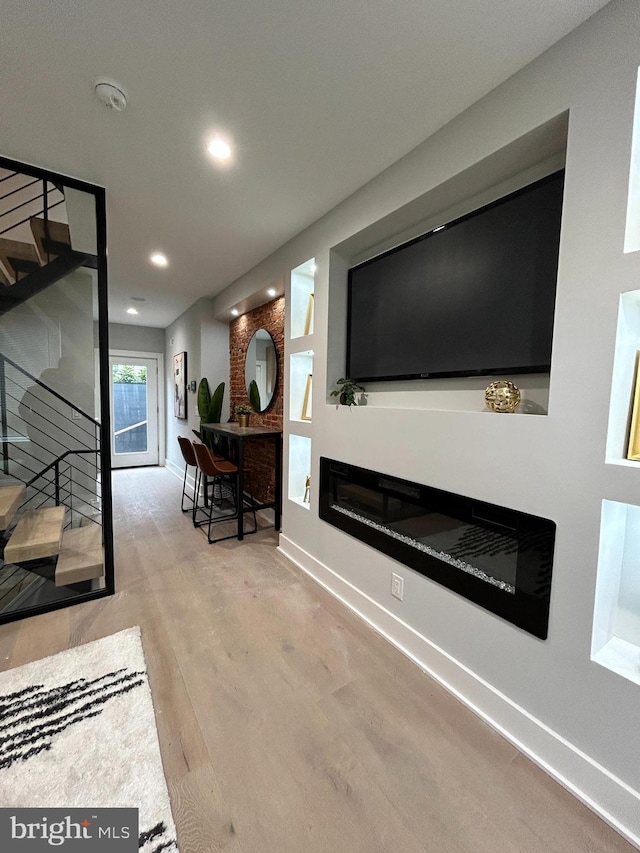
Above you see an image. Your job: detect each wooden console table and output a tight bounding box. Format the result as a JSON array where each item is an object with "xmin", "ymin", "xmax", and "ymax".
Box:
[{"xmin": 201, "ymin": 422, "xmax": 282, "ymax": 541}]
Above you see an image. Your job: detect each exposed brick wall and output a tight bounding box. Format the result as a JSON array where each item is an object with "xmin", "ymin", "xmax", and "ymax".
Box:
[{"xmin": 229, "ymin": 297, "xmax": 284, "ymax": 503}]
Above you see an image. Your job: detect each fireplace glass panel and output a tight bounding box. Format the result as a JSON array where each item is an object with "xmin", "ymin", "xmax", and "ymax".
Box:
[{"xmin": 336, "ymin": 480, "xmax": 519, "ymax": 593}]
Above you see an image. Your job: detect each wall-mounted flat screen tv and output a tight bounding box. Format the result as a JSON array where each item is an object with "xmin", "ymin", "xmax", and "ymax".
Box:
[{"xmin": 346, "ymin": 170, "xmax": 564, "ymax": 382}]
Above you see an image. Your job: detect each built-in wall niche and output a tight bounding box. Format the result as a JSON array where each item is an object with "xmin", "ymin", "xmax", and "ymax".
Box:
[
  {"xmin": 327, "ymin": 113, "xmax": 568, "ymax": 414},
  {"xmin": 288, "ymin": 434, "xmax": 311, "ymax": 509},
  {"xmin": 290, "ymin": 259, "xmax": 315, "ymax": 339},
  {"xmin": 605, "ymin": 289, "xmax": 640, "ymax": 465},
  {"xmin": 592, "ymin": 499, "xmax": 640, "ymax": 686},
  {"xmin": 624, "ymin": 67, "xmax": 640, "ymax": 254},
  {"xmin": 290, "ymin": 351, "xmax": 313, "ymax": 423}
]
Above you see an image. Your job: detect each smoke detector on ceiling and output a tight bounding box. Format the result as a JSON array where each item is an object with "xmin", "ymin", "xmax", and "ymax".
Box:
[{"xmin": 94, "ymin": 79, "xmax": 127, "ymax": 112}]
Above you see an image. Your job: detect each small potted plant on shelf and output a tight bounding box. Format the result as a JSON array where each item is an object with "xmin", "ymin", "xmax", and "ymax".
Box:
[
  {"xmin": 235, "ymin": 404, "xmax": 253, "ymax": 428},
  {"xmin": 330, "ymin": 377, "xmax": 366, "ymax": 407}
]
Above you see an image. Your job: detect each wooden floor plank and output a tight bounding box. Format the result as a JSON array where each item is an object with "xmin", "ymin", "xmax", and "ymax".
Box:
[{"xmin": 0, "ymin": 467, "xmax": 633, "ymax": 853}]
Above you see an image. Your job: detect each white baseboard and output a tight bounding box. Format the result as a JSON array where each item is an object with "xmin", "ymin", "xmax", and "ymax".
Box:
[
  {"xmin": 278, "ymin": 534, "xmax": 640, "ymax": 849},
  {"xmin": 165, "ymin": 457, "xmax": 195, "ymax": 490}
]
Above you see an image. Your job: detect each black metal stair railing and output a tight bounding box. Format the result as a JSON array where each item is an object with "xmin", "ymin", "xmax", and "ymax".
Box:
[
  {"xmin": 22, "ymin": 448, "xmax": 101, "ymax": 530},
  {"xmin": 0, "ymin": 170, "xmax": 95, "ymax": 316},
  {"xmin": 0, "ymin": 174, "xmax": 65, "ymax": 240},
  {"xmin": 0, "ymin": 353, "xmax": 102, "ymax": 531}
]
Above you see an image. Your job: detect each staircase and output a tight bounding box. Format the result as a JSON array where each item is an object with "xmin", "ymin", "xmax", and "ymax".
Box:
[
  {"xmin": 0, "ymin": 169, "xmax": 92, "ymax": 316},
  {"xmin": 0, "ymin": 357, "xmax": 105, "ymax": 605},
  {"xmin": 1, "ymin": 500, "xmax": 103, "ymax": 587},
  {"xmin": 0, "ymin": 156, "xmax": 110, "ymax": 622}
]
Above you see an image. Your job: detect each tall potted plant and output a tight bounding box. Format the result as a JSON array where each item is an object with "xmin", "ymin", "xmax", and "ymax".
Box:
[
  {"xmin": 193, "ymin": 379, "xmax": 224, "ymax": 443},
  {"xmin": 248, "ymin": 379, "xmax": 261, "ymax": 413}
]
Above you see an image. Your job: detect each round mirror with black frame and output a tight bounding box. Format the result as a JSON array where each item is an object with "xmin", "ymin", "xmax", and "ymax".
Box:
[{"xmin": 244, "ymin": 328, "xmax": 278, "ymax": 412}]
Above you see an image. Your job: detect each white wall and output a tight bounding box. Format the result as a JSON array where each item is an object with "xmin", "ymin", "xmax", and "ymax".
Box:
[
  {"xmin": 109, "ymin": 323, "xmax": 165, "ymax": 354},
  {"xmin": 2, "ymin": 271, "xmax": 95, "ymax": 414},
  {"xmin": 210, "ymin": 0, "xmax": 640, "ymax": 843},
  {"xmin": 164, "ymin": 298, "xmax": 229, "ymax": 472}
]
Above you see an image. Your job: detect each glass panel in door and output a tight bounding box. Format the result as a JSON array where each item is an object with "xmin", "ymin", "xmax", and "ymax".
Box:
[{"xmin": 109, "ymin": 355, "xmax": 158, "ymax": 467}]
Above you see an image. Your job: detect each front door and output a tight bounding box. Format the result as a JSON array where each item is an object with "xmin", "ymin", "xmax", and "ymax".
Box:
[{"xmin": 109, "ymin": 355, "xmax": 159, "ymax": 468}]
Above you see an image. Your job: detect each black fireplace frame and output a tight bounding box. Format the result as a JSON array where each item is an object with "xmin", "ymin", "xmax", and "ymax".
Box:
[{"xmin": 319, "ymin": 458, "xmax": 555, "ymax": 639}]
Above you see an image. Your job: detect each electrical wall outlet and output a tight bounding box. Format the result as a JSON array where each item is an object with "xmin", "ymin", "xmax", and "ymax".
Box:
[{"xmin": 391, "ymin": 572, "xmax": 404, "ymax": 601}]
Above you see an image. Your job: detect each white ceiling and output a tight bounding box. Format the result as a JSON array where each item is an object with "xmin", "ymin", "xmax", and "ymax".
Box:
[{"xmin": 0, "ymin": 0, "xmax": 611, "ymax": 328}]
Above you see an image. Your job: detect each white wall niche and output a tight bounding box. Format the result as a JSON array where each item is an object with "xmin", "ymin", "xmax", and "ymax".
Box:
[
  {"xmin": 624, "ymin": 67, "xmax": 640, "ymax": 255},
  {"xmin": 291, "ymin": 259, "xmax": 315, "ymax": 339},
  {"xmin": 288, "ymin": 434, "xmax": 311, "ymax": 509},
  {"xmin": 605, "ymin": 289, "xmax": 640, "ymax": 465},
  {"xmin": 326, "ymin": 115, "xmax": 567, "ymax": 415},
  {"xmin": 592, "ymin": 499, "xmax": 640, "ymax": 687},
  {"xmin": 290, "ymin": 351, "xmax": 313, "ymax": 423}
]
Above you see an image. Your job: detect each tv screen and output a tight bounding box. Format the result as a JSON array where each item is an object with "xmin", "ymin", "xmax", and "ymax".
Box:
[{"xmin": 346, "ymin": 170, "xmax": 564, "ymax": 382}]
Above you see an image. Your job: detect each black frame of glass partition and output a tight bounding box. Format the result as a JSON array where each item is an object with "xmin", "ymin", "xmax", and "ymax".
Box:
[
  {"xmin": 0, "ymin": 154, "xmax": 113, "ymax": 624},
  {"xmin": 319, "ymin": 457, "xmax": 555, "ymax": 639}
]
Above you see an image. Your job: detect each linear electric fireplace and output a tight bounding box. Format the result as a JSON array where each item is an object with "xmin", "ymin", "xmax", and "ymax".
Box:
[{"xmin": 319, "ymin": 458, "xmax": 555, "ymax": 638}]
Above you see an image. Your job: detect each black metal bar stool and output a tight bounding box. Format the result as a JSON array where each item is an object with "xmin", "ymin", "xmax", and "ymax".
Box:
[
  {"xmin": 177, "ymin": 435, "xmax": 198, "ymax": 514},
  {"xmin": 192, "ymin": 442, "xmax": 257, "ymax": 543}
]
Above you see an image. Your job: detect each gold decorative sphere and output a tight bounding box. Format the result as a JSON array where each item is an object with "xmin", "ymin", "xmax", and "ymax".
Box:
[{"xmin": 484, "ymin": 380, "xmax": 521, "ymax": 413}]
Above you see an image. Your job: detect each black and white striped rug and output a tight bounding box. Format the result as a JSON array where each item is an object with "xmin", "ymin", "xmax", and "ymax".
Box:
[{"xmin": 0, "ymin": 627, "xmax": 178, "ymax": 852}]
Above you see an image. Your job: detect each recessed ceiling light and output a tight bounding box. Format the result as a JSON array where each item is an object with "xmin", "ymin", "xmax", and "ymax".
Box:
[
  {"xmin": 127, "ymin": 307, "xmax": 139, "ymax": 315},
  {"xmin": 267, "ymin": 288, "xmax": 276, "ymax": 297},
  {"xmin": 150, "ymin": 252, "xmax": 168, "ymax": 267},
  {"xmin": 433, "ymin": 225, "xmax": 446, "ymax": 233},
  {"xmin": 208, "ymin": 137, "xmax": 232, "ymax": 161},
  {"xmin": 231, "ymin": 308, "xmax": 239, "ymax": 316},
  {"xmin": 309, "ymin": 262, "xmax": 317, "ymax": 273}
]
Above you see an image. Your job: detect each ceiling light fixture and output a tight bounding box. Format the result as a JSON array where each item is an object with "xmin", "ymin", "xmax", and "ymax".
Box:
[
  {"xmin": 433, "ymin": 225, "xmax": 446, "ymax": 233},
  {"xmin": 267, "ymin": 288, "xmax": 276, "ymax": 297},
  {"xmin": 150, "ymin": 252, "xmax": 168, "ymax": 267},
  {"xmin": 127, "ymin": 307, "xmax": 139, "ymax": 315},
  {"xmin": 231, "ymin": 308, "xmax": 239, "ymax": 316},
  {"xmin": 208, "ymin": 137, "xmax": 232, "ymax": 161}
]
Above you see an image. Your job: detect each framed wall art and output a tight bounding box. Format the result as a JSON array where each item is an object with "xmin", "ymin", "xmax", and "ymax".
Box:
[{"xmin": 174, "ymin": 351, "xmax": 187, "ymax": 419}]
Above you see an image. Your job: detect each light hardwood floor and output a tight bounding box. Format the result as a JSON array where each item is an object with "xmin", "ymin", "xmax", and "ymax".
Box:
[{"xmin": 0, "ymin": 467, "xmax": 633, "ymax": 852}]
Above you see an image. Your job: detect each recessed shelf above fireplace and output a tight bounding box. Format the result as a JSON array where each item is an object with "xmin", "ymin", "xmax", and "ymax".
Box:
[{"xmin": 319, "ymin": 458, "xmax": 555, "ymax": 638}]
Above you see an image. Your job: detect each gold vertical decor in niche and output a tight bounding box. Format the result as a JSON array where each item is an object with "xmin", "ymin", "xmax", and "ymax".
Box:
[
  {"xmin": 303, "ymin": 293, "xmax": 314, "ymax": 336},
  {"xmin": 301, "ymin": 374, "xmax": 312, "ymax": 421},
  {"xmin": 627, "ymin": 350, "xmax": 640, "ymax": 459}
]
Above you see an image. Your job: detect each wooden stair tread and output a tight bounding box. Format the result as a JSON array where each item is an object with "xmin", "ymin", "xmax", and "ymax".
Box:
[
  {"xmin": 0, "ymin": 238, "xmax": 40, "ymax": 284},
  {"xmin": 4, "ymin": 505, "xmax": 65, "ymax": 564},
  {"xmin": 30, "ymin": 217, "xmax": 71, "ymax": 265},
  {"xmin": 0, "ymin": 484, "xmax": 26, "ymax": 529},
  {"xmin": 55, "ymin": 525, "xmax": 103, "ymax": 587}
]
